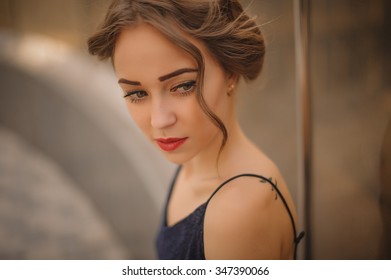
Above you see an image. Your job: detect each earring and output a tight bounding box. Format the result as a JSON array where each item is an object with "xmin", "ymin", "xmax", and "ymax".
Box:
[{"xmin": 227, "ymin": 84, "xmax": 235, "ymax": 96}]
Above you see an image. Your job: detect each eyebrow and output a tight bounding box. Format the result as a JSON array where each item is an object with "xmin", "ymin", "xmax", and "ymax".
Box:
[
  {"xmin": 118, "ymin": 78, "xmax": 141, "ymax": 86},
  {"xmin": 117, "ymin": 68, "xmax": 198, "ymax": 85},
  {"xmin": 158, "ymin": 68, "xmax": 198, "ymax": 82}
]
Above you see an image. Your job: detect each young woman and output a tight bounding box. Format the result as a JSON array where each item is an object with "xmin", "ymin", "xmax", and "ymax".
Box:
[{"xmin": 88, "ymin": 0, "xmax": 304, "ymax": 259}]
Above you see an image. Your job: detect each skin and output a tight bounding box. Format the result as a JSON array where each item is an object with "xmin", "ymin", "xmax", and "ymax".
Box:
[{"xmin": 114, "ymin": 23, "xmax": 297, "ymax": 259}]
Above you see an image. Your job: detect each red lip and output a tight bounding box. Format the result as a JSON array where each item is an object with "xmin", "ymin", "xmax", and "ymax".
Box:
[{"xmin": 155, "ymin": 137, "xmax": 188, "ymax": 152}]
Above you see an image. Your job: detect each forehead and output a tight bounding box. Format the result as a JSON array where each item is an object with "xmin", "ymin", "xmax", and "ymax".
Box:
[{"xmin": 113, "ymin": 23, "xmax": 199, "ymax": 77}]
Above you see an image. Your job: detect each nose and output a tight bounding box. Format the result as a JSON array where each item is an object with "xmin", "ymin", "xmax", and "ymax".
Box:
[{"xmin": 150, "ymin": 97, "xmax": 176, "ymax": 129}]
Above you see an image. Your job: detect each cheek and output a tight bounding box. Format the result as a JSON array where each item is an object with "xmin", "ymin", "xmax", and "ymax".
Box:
[
  {"xmin": 202, "ymin": 83, "xmax": 229, "ymax": 121},
  {"xmin": 201, "ymin": 66, "xmax": 229, "ymax": 118},
  {"xmin": 126, "ymin": 104, "xmax": 151, "ymax": 134},
  {"xmin": 184, "ymin": 97, "xmax": 219, "ymax": 135}
]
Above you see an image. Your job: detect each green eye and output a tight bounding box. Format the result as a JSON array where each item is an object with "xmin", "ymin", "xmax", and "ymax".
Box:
[
  {"xmin": 171, "ymin": 81, "xmax": 196, "ymax": 95},
  {"xmin": 124, "ymin": 90, "xmax": 148, "ymax": 103}
]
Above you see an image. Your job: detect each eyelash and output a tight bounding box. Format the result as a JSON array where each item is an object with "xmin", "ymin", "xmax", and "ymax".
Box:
[
  {"xmin": 123, "ymin": 80, "xmax": 197, "ymax": 103},
  {"xmin": 124, "ymin": 90, "xmax": 146, "ymax": 104},
  {"xmin": 171, "ymin": 80, "xmax": 197, "ymax": 96}
]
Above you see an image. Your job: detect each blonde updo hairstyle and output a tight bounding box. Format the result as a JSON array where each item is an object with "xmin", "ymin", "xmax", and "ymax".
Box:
[{"xmin": 88, "ymin": 0, "xmax": 265, "ymax": 154}]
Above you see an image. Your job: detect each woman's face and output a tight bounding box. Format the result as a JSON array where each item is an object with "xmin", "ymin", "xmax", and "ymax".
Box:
[{"xmin": 113, "ymin": 23, "xmax": 233, "ymax": 164}]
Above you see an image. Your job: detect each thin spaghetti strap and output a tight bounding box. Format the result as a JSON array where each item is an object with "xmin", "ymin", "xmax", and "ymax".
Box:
[
  {"xmin": 166, "ymin": 166, "xmax": 182, "ymax": 203},
  {"xmin": 162, "ymin": 166, "xmax": 182, "ymax": 226},
  {"xmin": 205, "ymin": 173, "xmax": 305, "ymax": 259}
]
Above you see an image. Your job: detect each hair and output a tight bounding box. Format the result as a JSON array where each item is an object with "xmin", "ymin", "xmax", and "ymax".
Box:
[{"xmin": 87, "ymin": 0, "xmax": 265, "ymax": 158}]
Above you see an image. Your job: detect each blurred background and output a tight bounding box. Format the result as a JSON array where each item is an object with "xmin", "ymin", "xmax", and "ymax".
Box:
[{"xmin": 0, "ymin": 0, "xmax": 390, "ymax": 259}]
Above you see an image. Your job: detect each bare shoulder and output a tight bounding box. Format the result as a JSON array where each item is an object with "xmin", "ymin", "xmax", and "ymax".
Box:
[{"xmin": 203, "ymin": 162, "xmax": 296, "ymax": 259}]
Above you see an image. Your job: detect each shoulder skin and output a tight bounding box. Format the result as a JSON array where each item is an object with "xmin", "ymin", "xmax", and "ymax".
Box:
[{"xmin": 203, "ymin": 166, "xmax": 295, "ymax": 259}]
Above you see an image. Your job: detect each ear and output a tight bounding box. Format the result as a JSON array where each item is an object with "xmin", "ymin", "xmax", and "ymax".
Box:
[
  {"xmin": 227, "ymin": 73, "xmax": 239, "ymax": 87},
  {"xmin": 226, "ymin": 73, "xmax": 239, "ymax": 97}
]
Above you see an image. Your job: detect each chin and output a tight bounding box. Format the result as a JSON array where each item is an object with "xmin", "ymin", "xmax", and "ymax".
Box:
[{"xmin": 162, "ymin": 152, "xmax": 193, "ymax": 165}]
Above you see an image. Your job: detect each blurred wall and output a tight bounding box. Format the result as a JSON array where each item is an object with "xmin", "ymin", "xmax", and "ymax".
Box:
[
  {"xmin": 0, "ymin": 0, "xmax": 109, "ymax": 48},
  {"xmin": 310, "ymin": 0, "xmax": 391, "ymax": 259},
  {"xmin": 0, "ymin": 0, "xmax": 390, "ymax": 259}
]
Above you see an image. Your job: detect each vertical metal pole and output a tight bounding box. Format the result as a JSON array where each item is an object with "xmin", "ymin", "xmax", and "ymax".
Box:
[{"xmin": 293, "ymin": 0, "xmax": 312, "ymax": 259}]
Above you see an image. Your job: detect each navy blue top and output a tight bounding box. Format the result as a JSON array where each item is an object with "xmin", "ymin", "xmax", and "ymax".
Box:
[{"xmin": 156, "ymin": 167, "xmax": 305, "ymax": 259}]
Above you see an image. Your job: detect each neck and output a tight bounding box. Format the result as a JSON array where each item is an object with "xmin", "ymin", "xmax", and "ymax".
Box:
[{"xmin": 181, "ymin": 119, "xmax": 248, "ymax": 181}]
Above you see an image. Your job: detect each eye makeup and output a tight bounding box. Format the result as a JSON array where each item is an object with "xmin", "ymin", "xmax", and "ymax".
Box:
[
  {"xmin": 124, "ymin": 90, "xmax": 148, "ymax": 103},
  {"xmin": 123, "ymin": 80, "xmax": 197, "ymax": 103},
  {"xmin": 170, "ymin": 80, "xmax": 197, "ymax": 96}
]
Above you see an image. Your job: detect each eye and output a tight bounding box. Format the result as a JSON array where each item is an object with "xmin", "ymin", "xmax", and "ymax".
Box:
[
  {"xmin": 170, "ymin": 81, "xmax": 196, "ymax": 96},
  {"xmin": 124, "ymin": 90, "xmax": 148, "ymax": 103}
]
